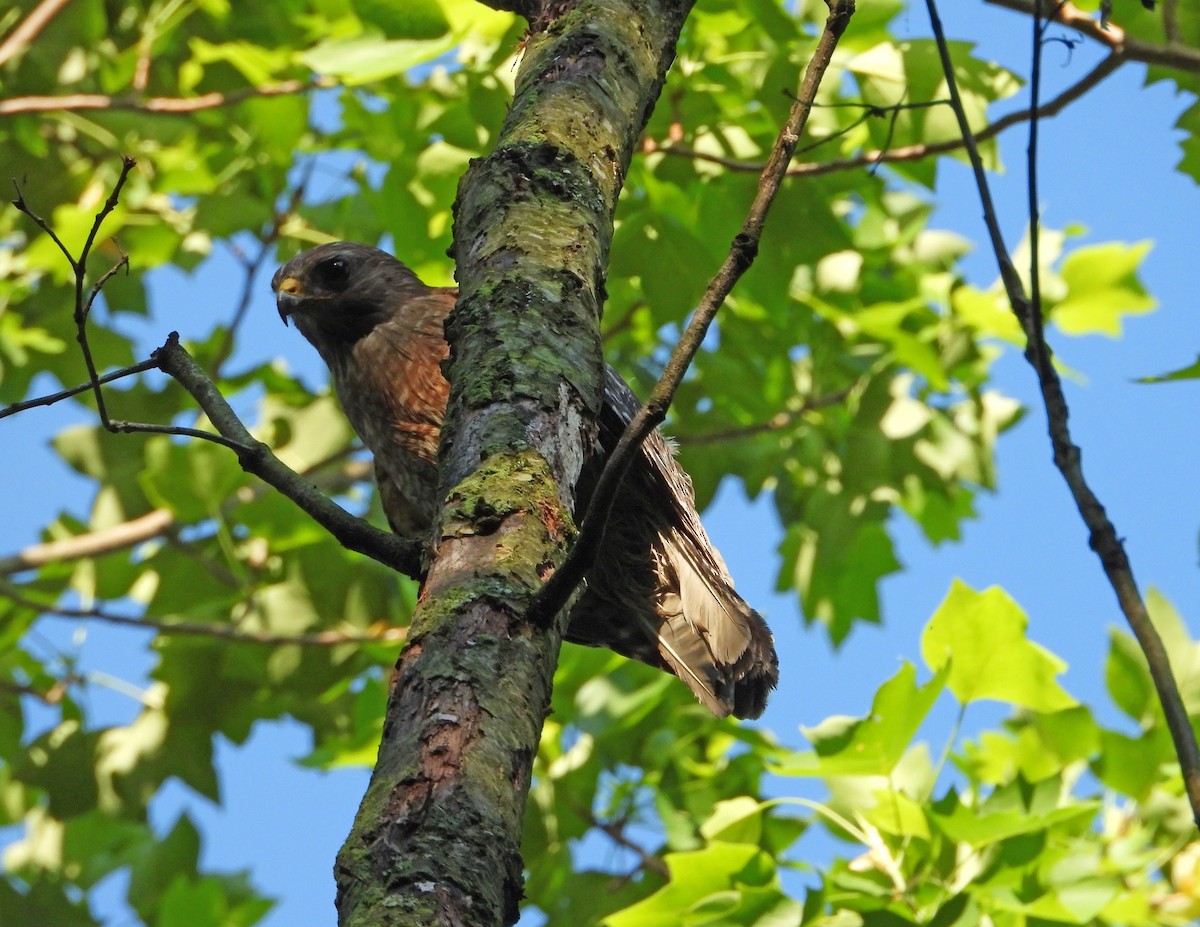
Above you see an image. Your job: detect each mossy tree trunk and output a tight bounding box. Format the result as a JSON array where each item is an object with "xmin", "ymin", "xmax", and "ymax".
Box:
[{"xmin": 334, "ymin": 2, "xmax": 696, "ymax": 925}]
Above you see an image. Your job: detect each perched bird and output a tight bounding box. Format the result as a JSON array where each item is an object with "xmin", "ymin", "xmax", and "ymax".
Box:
[{"xmin": 272, "ymin": 242, "xmax": 778, "ymax": 718}]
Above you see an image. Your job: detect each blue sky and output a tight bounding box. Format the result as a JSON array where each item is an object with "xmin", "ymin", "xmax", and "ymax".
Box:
[{"xmin": 4, "ymin": 3, "xmax": 1199, "ymax": 925}]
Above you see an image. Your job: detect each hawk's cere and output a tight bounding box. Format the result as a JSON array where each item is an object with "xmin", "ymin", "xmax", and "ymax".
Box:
[{"xmin": 272, "ymin": 242, "xmax": 778, "ymax": 719}]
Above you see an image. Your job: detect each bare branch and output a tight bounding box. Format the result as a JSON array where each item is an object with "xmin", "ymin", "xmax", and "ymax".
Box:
[
  {"xmin": 645, "ymin": 51, "xmax": 1122, "ymax": 179},
  {"xmin": 530, "ymin": 0, "xmax": 856, "ymax": 623},
  {"xmin": 0, "ymin": 509, "xmax": 175, "ymax": 576},
  {"xmin": 0, "ymin": 358, "xmax": 159, "ymax": 420},
  {"xmin": 0, "ymin": 0, "xmax": 73, "ymax": 68},
  {"xmin": 924, "ymin": 0, "xmax": 1200, "ymax": 830},
  {"xmin": 985, "ymin": 0, "xmax": 1200, "ymax": 72},
  {"xmin": 1, "ymin": 582, "xmax": 406, "ymax": 647},
  {"xmin": 12, "ymin": 167, "xmax": 417, "ymax": 577},
  {"xmin": 0, "ymin": 80, "xmax": 314, "ymax": 117}
]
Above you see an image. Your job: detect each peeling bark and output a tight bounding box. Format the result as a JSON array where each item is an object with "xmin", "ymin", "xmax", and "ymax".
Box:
[{"xmin": 334, "ymin": 4, "xmax": 696, "ymax": 924}]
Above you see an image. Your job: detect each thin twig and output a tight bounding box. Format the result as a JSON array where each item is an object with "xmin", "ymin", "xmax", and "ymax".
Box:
[
  {"xmin": 1027, "ymin": 0, "xmax": 1048, "ymax": 350},
  {"xmin": 210, "ymin": 168, "xmax": 313, "ymax": 377},
  {"xmin": 529, "ymin": 0, "xmax": 856, "ymax": 623},
  {"xmin": 0, "ymin": 509, "xmax": 175, "ymax": 576},
  {"xmin": 600, "ymin": 300, "xmax": 646, "ymax": 343},
  {"xmin": 0, "ymin": 0, "xmax": 73, "ymax": 68},
  {"xmin": 0, "ymin": 675, "xmax": 73, "ymax": 705},
  {"xmin": 0, "ymin": 80, "xmax": 314, "ymax": 117},
  {"xmin": 592, "ymin": 818, "xmax": 669, "ymax": 879},
  {"xmin": 924, "ymin": 0, "xmax": 1200, "ymax": 829},
  {"xmin": 1163, "ymin": 0, "xmax": 1180, "ymax": 44},
  {"xmin": 0, "ymin": 357, "xmax": 159, "ymax": 420},
  {"xmin": 1, "ymin": 582, "xmax": 406, "ymax": 647},
  {"xmin": 672, "ymin": 386, "xmax": 853, "ymax": 446}
]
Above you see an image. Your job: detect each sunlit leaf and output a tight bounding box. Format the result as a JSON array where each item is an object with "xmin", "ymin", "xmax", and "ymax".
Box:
[{"xmin": 921, "ymin": 581, "xmax": 1075, "ymax": 711}]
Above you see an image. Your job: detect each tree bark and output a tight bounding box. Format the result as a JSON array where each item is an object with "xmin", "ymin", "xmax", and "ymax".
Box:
[{"xmin": 334, "ymin": 2, "xmax": 696, "ymax": 925}]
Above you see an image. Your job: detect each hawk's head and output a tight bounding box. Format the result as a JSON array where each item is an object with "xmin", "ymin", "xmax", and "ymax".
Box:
[{"xmin": 272, "ymin": 242, "xmax": 425, "ymax": 350}]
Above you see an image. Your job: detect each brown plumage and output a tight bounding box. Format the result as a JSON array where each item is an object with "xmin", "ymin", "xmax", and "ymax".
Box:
[{"xmin": 272, "ymin": 242, "xmax": 778, "ymax": 719}]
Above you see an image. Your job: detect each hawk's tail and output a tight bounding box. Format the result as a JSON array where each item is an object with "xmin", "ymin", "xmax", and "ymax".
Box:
[
  {"xmin": 565, "ymin": 526, "xmax": 778, "ymax": 720},
  {"xmin": 653, "ymin": 531, "xmax": 778, "ymax": 719}
]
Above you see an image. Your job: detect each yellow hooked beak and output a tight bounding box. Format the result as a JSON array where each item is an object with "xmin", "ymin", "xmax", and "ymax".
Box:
[{"xmin": 275, "ymin": 276, "xmax": 304, "ymax": 324}]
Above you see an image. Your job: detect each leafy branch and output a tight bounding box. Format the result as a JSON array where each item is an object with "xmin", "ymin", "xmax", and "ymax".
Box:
[
  {"xmin": 529, "ymin": 0, "xmax": 857, "ymax": 622},
  {"xmin": 924, "ymin": 0, "xmax": 1200, "ymax": 829},
  {"xmin": 647, "ymin": 49, "xmax": 1121, "ymax": 178}
]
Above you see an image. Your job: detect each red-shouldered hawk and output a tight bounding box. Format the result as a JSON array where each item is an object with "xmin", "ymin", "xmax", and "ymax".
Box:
[{"xmin": 273, "ymin": 242, "xmax": 777, "ymax": 718}]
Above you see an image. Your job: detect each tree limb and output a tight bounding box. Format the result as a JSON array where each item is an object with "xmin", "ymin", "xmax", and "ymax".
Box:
[
  {"xmin": 0, "ymin": 357, "xmax": 160, "ymax": 421},
  {"xmin": 925, "ymin": 0, "xmax": 1200, "ymax": 830}
]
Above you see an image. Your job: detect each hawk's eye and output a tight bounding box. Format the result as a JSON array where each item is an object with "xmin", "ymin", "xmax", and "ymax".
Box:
[{"xmin": 314, "ymin": 256, "xmax": 351, "ymax": 289}]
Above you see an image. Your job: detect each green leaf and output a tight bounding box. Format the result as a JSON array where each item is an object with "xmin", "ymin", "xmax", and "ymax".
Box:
[
  {"xmin": 1105, "ymin": 626, "xmax": 1155, "ymax": 724},
  {"xmin": 0, "ymin": 878, "xmax": 98, "ymax": 927},
  {"xmin": 356, "ymin": 0, "xmax": 450, "ymax": 38},
  {"xmin": 1105, "ymin": 589, "xmax": 1200, "ymax": 723},
  {"xmin": 779, "ymin": 662, "xmax": 947, "ymax": 777},
  {"xmin": 299, "ymin": 35, "xmax": 457, "ymax": 84},
  {"xmin": 139, "ymin": 437, "xmax": 247, "ymax": 522},
  {"xmin": 921, "ymin": 581, "xmax": 1075, "ymax": 711},
  {"xmin": 603, "ymin": 843, "xmax": 796, "ymax": 927},
  {"xmin": 930, "ymin": 783, "xmax": 1098, "ymax": 847},
  {"xmin": 159, "ymin": 875, "xmax": 225, "ymax": 927},
  {"xmin": 1052, "ymin": 241, "xmax": 1156, "ymax": 337},
  {"xmin": 779, "ymin": 490, "xmax": 901, "ymax": 643},
  {"xmin": 127, "ymin": 815, "xmax": 203, "ymax": 919},
  {"xmin": 1135, "ymin": 353, "xmax": 1200, "ymax": 383}
]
